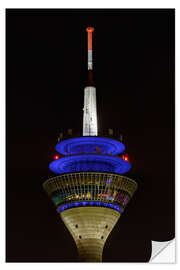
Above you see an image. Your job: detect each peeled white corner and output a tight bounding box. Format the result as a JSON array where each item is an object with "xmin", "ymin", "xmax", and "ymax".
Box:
[{"xmin": 150, "ymin": 239, "xmax": 175, "ymax": 263}]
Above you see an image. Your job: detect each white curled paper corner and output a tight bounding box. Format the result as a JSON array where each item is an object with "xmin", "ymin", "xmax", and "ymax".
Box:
[{"xmin": 150, "ymin": 239, "xmax": 175, "ymax": 263}]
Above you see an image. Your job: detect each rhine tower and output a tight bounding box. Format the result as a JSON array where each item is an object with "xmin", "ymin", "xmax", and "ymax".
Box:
[{"xmin": 43, "ymin": 27, "xmax": 138, "ymax": 262}]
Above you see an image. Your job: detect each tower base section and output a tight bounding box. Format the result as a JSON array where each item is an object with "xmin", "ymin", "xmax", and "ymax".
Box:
[{"xmin": 60, "ymin": 207, "xmax": 120, "ymax": 262}]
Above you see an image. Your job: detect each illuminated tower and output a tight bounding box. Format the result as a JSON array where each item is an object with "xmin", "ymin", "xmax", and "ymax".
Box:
[{"xmin": 43, "ymin": 27, "xmax": 137, "ymax": 262}]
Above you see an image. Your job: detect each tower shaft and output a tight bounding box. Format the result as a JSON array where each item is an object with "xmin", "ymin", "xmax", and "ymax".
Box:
[{"xmin": 61, "ymin": 207, "xmax": 120, "ymax": 262}]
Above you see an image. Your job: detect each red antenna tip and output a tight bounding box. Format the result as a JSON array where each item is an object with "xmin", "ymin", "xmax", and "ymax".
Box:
[{"xmin": 86, "ymin": 27, "xmax": 94, "ymax": 33}]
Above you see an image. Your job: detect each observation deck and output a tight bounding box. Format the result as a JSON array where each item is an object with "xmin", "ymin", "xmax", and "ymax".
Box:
[
  {"xmin": 49, "ymin": 137, "xmax": 131, "ymax": 175},
  {"xmin": 55, "ymin": 137, "xmax": 125, "ymax": 155},
  {"xmin": 46, "ymin": 136, "xmax": 133, "ymax": 214},
  {"xmin": 43, "ymin": 172, "xmax": 137, "ymax": 214}
]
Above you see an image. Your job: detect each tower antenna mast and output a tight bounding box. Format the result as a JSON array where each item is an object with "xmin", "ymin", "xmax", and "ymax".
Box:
[
  {"xmin": 83, "ymin": 27, "xmax": 98, "ymax": 136},
  {"xmin": 87, "ymin": 27, "xmax": 94, "ymax": 71}
]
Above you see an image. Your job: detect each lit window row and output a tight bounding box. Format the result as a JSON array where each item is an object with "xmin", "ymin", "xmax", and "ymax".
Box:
[
  {"xmin": 52, "ymin": 187, "xmax": 130, "ymax": 207},
  {"xmin": 57, "ymin": 201, "xmax": 124, "ymax": 214},
  {"xmin": 43, "ymin": 173, "xmax": 137, "ymax": 199}
]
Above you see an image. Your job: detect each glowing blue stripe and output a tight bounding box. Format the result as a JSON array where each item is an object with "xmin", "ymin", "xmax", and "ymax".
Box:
[
  {"xmin": 57, "ymin": 201, "xmax": 123, "ymax": 214},
  {"xmin": 55, "ymin": 137, "xmax": 125, "ymax": 155},
  {"xmin": 49, "ymin": 154, "xmax": 131, "ymax": 174}
]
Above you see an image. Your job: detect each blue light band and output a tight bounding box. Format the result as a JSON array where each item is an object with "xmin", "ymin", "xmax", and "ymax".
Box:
[
  {"xmin": 55, "ymin": 137, "xmax": 125, "ymax": 155},
  {"xmin": 49, "ymin": 154, "xmax": 131, "ymax": 174},
  {"xmin": 57, "ymin": 201, "xmax": 123, "ymax": 214}
]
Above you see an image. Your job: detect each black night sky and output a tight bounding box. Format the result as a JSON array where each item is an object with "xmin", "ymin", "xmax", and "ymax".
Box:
[{"xmin": 6, "ymin": 9, "xmax": 175, "ymax": 262}]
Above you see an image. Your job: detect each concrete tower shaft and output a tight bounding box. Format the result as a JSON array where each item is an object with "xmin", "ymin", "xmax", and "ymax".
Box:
[{"xmin": 61, "ymin": 207, "xmax": 120, "ymax": 262}]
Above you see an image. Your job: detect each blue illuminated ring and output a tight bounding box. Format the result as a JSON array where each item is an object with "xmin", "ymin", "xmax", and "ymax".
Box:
[
  {"xmin": 57, "ymin": 201, "xmax": 123, "ymax": 214},
  {"xmin": 55, "ymin": 137, "xmax": 125, "ymax": 155},
  {"xmin": 49, "ymin": 154, "xmax": 131, "ymax": 174}
]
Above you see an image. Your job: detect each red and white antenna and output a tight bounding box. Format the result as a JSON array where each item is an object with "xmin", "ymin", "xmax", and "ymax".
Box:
[
  {"xmin": 83, "ymin": 27, "xmax": 98, "ymax": 136},
  {"xmin": 86, "ymin": 27, "xmax": 94, "ymax": 71}
]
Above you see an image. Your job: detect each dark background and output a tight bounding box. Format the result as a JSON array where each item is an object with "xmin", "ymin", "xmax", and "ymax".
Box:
[{"xmin": 6, "ymin": 9, "xmax": 175, "ymax": 262}]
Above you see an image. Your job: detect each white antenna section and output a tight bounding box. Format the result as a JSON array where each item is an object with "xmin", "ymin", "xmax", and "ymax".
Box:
[{"xmin": 83, "ymin": 86, "xmax": 98, "ymax": 136}]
